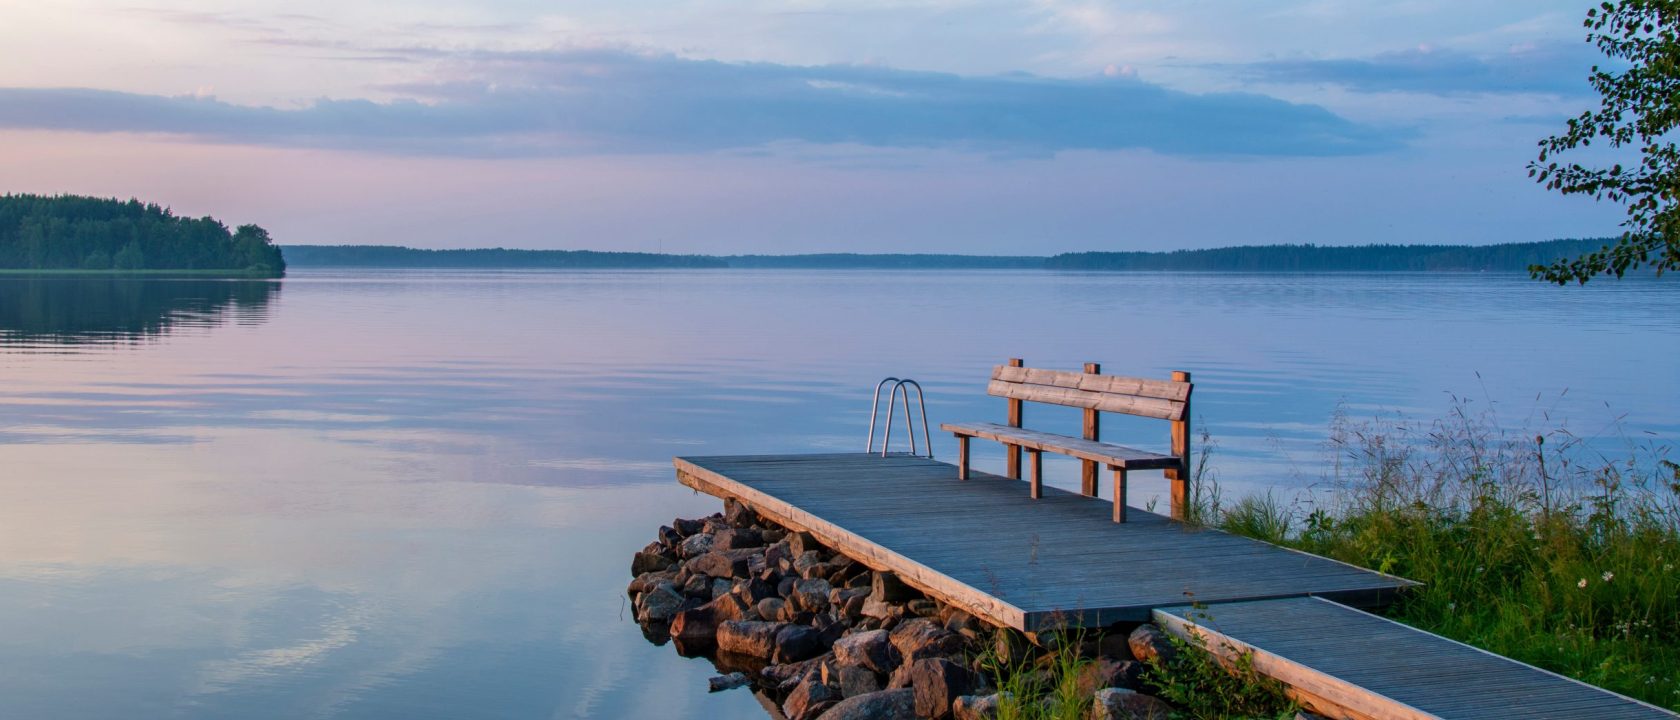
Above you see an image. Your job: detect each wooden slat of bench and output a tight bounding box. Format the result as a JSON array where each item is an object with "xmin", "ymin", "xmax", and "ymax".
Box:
[
  {"xmin": 993, "ymin": 365, "xmax": 1191, "ymax": 401},
  {"xmin": 942, "ymin": 421, "xmax": 1180, "ymax": 469},
  {"xmin": 987, "ymin": 380, "xmax": 1185, "ymax": 420}
]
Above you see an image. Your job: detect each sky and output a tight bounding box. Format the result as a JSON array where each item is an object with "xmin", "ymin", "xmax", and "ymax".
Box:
[{"xmin": 0, "ymin": 0, "xmax": 1634, "ymax": 254}]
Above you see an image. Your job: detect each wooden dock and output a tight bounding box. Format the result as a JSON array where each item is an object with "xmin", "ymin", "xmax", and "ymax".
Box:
[
  {"xmin": 674, "ymin": 453, "xmax": 1415, "ymax": 630},
  {"xmin": 1155, "ymin": 597, "xmax": 1679, "ymax": 720}
]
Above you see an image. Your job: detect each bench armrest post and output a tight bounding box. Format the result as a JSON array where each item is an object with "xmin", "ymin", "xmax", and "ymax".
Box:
[
  {"xmin": 1005, "ymin": 358, "xmax": 1024, "ymax": 479},
  {"xmin": 1081, "ymin": 361, "xmax": 1101, "ymax": 496},
  {"xmin": 1167, "ymin": 370, "xmax": 1192, "ymax": 521}
]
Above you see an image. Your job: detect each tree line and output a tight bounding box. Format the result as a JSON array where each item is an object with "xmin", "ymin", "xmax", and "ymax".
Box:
[{"xmin": 0, "ymin": 194, "xmax": 285, "ymax": 276}]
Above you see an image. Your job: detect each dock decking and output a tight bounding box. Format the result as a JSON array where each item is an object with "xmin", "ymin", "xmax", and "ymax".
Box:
[
  {"xmin": 674, "ymin": 452, "xmax": 1415, "ymax": 630},
  {"xmin": 1155, "ymin": 597, "xmax": 1679, "ymax": 720}
]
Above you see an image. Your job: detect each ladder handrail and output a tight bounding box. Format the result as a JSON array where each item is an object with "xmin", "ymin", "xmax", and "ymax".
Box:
[{"xmin": 867, "ymin": 377, "xmax": 932, "ymax": 458}]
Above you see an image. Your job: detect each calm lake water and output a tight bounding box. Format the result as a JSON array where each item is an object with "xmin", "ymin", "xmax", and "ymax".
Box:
[{"xmin": 1, "ymin": 269, "xmax": 1675, "ymax": 719}]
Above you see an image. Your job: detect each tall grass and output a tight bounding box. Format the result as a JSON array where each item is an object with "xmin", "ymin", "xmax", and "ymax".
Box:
[{"xmin": 1193, "ymin": 402, "xmax": 1680, "ymax": 709}]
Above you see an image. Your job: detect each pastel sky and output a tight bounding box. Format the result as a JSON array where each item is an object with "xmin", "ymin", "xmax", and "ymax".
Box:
[{"xmin": 0, "ymin": 0, "xmax": 1631, "ymax": 253}]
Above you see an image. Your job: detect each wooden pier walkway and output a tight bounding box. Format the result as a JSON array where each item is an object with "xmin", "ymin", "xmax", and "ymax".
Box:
[
  {"xmin": 674, "ymin": 452, "xmax": 1679, "ymax": 720},
  {"xmin": 674, "ymin": 453, "xmax": 1414, "ymax": 630}
]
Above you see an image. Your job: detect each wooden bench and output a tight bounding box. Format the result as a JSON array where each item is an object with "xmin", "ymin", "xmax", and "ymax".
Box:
[{"xmin": 941, "ymin": 359, "xmax": 1192, "ymax": 523}]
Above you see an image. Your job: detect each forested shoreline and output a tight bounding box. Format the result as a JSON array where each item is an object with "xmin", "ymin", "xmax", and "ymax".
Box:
[
  {"xmin": 285, "ymin": 239, "xmax": 1616, "ymax": 272},
  {"xmin": 0, "ymin": 195, "xmax": 285, "ymax": 276}
]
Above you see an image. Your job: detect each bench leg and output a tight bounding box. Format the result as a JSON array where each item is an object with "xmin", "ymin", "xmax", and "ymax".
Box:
[
  {"xmin": 1111, "ymin": 466, "xmax": 1128, "ymax": 523},
  {"xmin": 956, "ymin": 435, "xmax": 970, "ymax": 480},
  {"xmin": 1027, "ymin": 449, "xmax": 1043, "ymax": 499}
]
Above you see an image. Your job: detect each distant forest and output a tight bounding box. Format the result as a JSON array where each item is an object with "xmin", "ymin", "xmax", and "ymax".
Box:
[
  {"xmin": 280, "ymin": 245, "xmax": 726, "ymax": 269},
  {"xmin": 285, "ymin": 239, "xmax": 1615, "ymax": 273},
  {"xmin": 1046, "ymin": 239, "xmax": 1611, "ymax": 272},
  {"xmin": 0, "ymin": 195, "xmax": 286, "ymax": 276}
]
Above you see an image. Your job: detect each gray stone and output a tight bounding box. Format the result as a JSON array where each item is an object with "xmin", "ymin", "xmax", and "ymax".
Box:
[
  {"xmin": 718, "ymin": 620, "xmax": 783, "ymax": 658},
  {"xmin": 688, "ymin": 549, "xmax": 759, "ymax": 579},
  {"xmin": 681, "ymin": 573, "xmax": 711, "ymax": 598},
  {"xmin": 1091, "ymin": 688, "xmax": 1174, "ymax": 720},
  {"xmin": 791, "ymin": 578, "xmax": 833, "ymax": 613},
  {"xmin": 861, "ymin": 596, "xmax": 902, "ymax": 621},
  {"xmin": 835, "ymin": 664, "xmax": 883, "ymax": 697},
  {"xmin": 724, "ymin": 497, "xmax": 760, "ymax": 527},
  {"xmin": 906, "ymin": 598, "xmax": 940, "ymax": 617},
  {"xmin": 911, "ymin": 657, "xmax": 977, "ymax": 720},
  {"xmin": 788, "ymin": 531, "xmax": 823, "ymax": 557},
  {"xmin": 890, "ymin": 618, "xmax": 965, "ymax": 663},
  {"xmin": 803, "ymin": 562, "xmax": 838, "ymax": 580},
  {"xmin": 708, "ymin": 672, "xmax": 750, "ymax": 692},
  {"xmin": 671, "ymin": 593, "xmax": 749, "ymax": 645},
  {"xmin": 672, "ymin": 517, "xmax": 705, "ymax": 536},
  {"xmin": 734, "ymin": 577, "xmax": 777, "ymax": 606},
  {"xmin": 678, "ymin": 532, "xmax": 714, "ymax": 558},
  {"xmin": 657, "ymin": 524, "xmax": 683, "ymax": 549},
  {"xmin": 1073, "ymin": 658, "xmax": 1143, "ymax": 693},
  {"xmin": 631, "ymin": 549, "xmax": 674, "ymax": 575},
  {"xmin": 774, "ymin": 623, "xmax": 828, "ymax": 664},
  {"xmin": 832, "ymin": 629, "xmax": 901, "ymax": 673},
  {"xmin": 636, "ymin": 583, "xmax": 685, "ymax": 623},
  {"xmin": 715, "ymin": 526, "xmax": 764, "ymax": 550},
  {"xmin": 816, "ymin": 688, "xmax": 915, "ymax": 720},
  {"xmin": 871, "ymin": 571, "xmax": 920, "ymax": 604},
  {"xmin": 627, "ymin": 569, "xmax": 676, "ymax": 598},
  {"xmin": 782, "ymin": 677, "xmax": 840, "ymax": 720},
  {"xmin": 951, "ymin": 693, "xmax": 1000, "ymax": 720},
  {"xmin": 793, "ymin": 550, "xmax": 825, "ymax": 576},
  {"xmin": 757, "ymin": 597, "xmax": 788, "ymax": 622},
  {"xmin": 1127, "ymin": 625, "xmax": 1177, "ymax": 666},
  {"xmin": 711, "ymin": 577, "xmax": 735, "ymax": 600}
]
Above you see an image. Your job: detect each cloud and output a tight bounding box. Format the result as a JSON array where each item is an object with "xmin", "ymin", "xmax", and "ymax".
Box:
[
  {"xmin": 1238, "ymin": 41, "xmax": 1604, "ymax": 96},
  {"xmin": 0, "ymin": 48, "xmax": 1401, "ymax": 157}
]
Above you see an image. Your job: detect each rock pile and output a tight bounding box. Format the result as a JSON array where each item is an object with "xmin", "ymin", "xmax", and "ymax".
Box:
[{"xmin": 628, "ymin": 498, "xmax": 1181, "ymax": 720}]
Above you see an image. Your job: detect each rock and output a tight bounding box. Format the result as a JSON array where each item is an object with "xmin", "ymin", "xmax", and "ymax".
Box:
[
  {"xmin": 788, "ymin": 531, "xmax": 823, "ymax": 556},
  {"xmin": 689, "ymin": 549, "xmax": 759, "ymax": 579},
  {"xmin": 1127, "ymin": 625, "xmax": 1177, "ymax": 666},
  {"xmin": 627, "ymin": 569, "xmax": 676, "ymax": 598},
  {"xmin": 952, "ymin": 694, "xmax": 1000, "ymax": 720},
  {"xmin": 712, "ymin": 577, "xmax": 736, "ymax": 599},
  {"xmin": 757, "ymin": 597, "xmax": 788, "ymax": 622},
  {"xmin": 793, "ymin": 551, "xmax": 825, "ymax": 576},
  {"xmin": 890, "ymin": 618, "xmax": 965, "ymax": 663},
  {"xmin": 943, "ymin": 610, "xmax": 983, "ymax": 635},
  {"xmin": 832, "ymin": 629, "xmax": 901, "ymax": 673},
  {"xmin": 637, "ymin": 583, "xmax": 685, "ymax": 623},
  {"xmin": 774, "ymin": 623, "xmax": 828, "ymax": 664},
  {"xmin": 861, "ymin": 596, "xmax": 902, "ymax": 621},
  {"xmin": 1294, "ymin": 713, "xmax": 1333, "ymax": 720},
  {"xmin": 765, "ymin": 539, "xmax": 794, "ymax": 566},
  {"xmin": 844, "ymin": 571, "xmax": 873, "ymax": 589},
  {"xmin": 715, "ymin": 526, "xmax": 764, "ymax": 550},
  {"xmin": 906, "ymin": 598, "xmax": 940, "ymax": 617},
  {"xmin": 672, "ymin": 517, "xmax": 706, "ymax": 536},
  {"xmin": 803, "ymin": 562, "xmax": 838, "ymax": 580},
  {"xmin": 886, "ymin": 661, "xmax": 915, "ymax": 689},
  {"xmin": 724, "ymin": 497, "xmax": 761, "ymax": 527},
  {"xmin": 782, "ymin": 677, "xmax": 841, "ymax": 720},
  {"xmin": 733, "ymin": 577, "xmax": 777, "ymax": 606},
  {"xmin": 708, "ymin": 672, "xmax": 750, "ymax": 692},
  {"xmin": 1091, "ymin": 688, "xmax": 1174, "ymax": 720},
  {"xmin": 671, "ymin": 593, "xmax": 750, "ymax": 645},
  {"xmin": 762, "ymin": 527, "xmax": 787, "ymax": 544},
  {"xmin": 681, "ymin": 573, "xmax": 711, "ymax": 598},
  {"xmin": 834, "ymin": 664, "xmax": 883, "ymax": 697},
  {"xmin": 841, "ymin": 593, "xmax": 868, "ymax": 621},
  {"xmin": 777, "ymin": 575, "xmax": 798, "ymax": 599},
  {"xmin": 1075, "ymin": 657, "xmax": 1144, "ymax": 695},
  {"xmin": 1098, "ymin": 632, "xmax": 1137, "ymax": 661},
  {"xmin": 991, "ymin": 629, "xmax": 1031, "ymax": 666},
  {"xmin": 829, "ymin": 586, "xmax": 868, "ymax": 607},
  {"xmin": 871, "ymin": 571, "xmax": 921, "ymax": 604},
  {"xmin": 718, "ymin": 620, "xmax": 784, "ymax": 658},
  {"xmin": 816, "ymin": 688, "xmax": 915, "ymax": 720},
  {"xmin": 657, "ymin": 524, "xmax": 683, "ymax": 548},
  {"xmin": 679, "ymin": 532, "xmax": 715, "ymax": 558},
  {"xmin": 911, "ymin": 657, "xmax": 977, "ymax": 720},
  {"xmin": 762, "ymin": 652, "xmax": 834, "ymax": 690},
  {"xmin": 631, "ymin": 549, "xmax": 674, "ymax": 575},
  {"xmin": 791, "ymin": 578, "xmax": 833, "ymax": 613}
]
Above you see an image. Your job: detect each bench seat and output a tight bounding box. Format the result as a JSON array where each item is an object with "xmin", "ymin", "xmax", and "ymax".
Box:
[{"xmin": 941, "ymin": 422, "xmax": 1179, "ymax": 470}]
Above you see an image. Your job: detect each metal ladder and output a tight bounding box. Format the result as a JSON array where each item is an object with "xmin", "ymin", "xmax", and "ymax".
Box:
[{"xmin": 866, "ymin": 377, "xmax": 932, "ymax": 458}]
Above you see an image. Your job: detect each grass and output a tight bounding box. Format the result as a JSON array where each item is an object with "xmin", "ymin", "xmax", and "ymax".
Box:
[
  {"xmin": 1142, "ymin": 611, "xmax": 1297, "ymax": 720},
  {"xmin": 1191, "ymin": 401, "xmax": 1680, "ymax": 711}
]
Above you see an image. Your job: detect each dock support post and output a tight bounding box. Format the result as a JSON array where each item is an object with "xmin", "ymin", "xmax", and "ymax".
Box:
[
  {"xmin": 1081, "ymin": 361, "xmax": 1101, "ymax": 496},
  {"xmin": 956, "ymin": 435, "xmax": 970, "ymax": 480},
  {"xmin": 1167, "ymin": 370, "xmax": 1192, "ymax": 521},
  {"xmin": 1005, "ymin": 358, "xmax": 1024, "ymax": 479},
  {"xmin": 1111, "ymin": 465, "xmax": 1128, "ymax": 523},
  {"xmin": 1027, "ymin": 449, "xmax": 1042, "ymax": 499}
]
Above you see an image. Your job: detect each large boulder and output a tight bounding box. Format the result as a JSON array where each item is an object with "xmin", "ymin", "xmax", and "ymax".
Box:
[
  {"xmin": 911, "ymin": 657, "xmax": 978, "ymax": 720},
  {"xmin": 816, "ymin": 688, "xmax": 915, "ymax": 720},
  {"xmin": 631, "ymin": 549, "xmax": 674, "ymax": 575},
  {"xmin": 688, "ymin": 549, "xmax": 760, "ymax": 579},
  {"xmin": 788, "ymin": 531, "xmax": 824, "ymax": 556},
  {"xmin": 762, "ymin": 652, "xmax": 834, "ymax": 691},
  {"xmin": 834, "ymin": 664, "xmax": 883, "ymax": 698},
  {"xmin": 672, "ymin": 517, "xmax": 706, "ymax": 536},
  {"xmin": 782, "ymin": 676, "xmax": 841, "ymax": 720},
  {"xmin": 636, "ymin": 583, "xmax": 685, "ymax": 623},
  {"xmin": 670, "ymin": 593, "xmax": 750, "ymax": 645},
  {"xmin": 724, "ymin": 498, "xmax": 761, "ymax": 527},
  {"xmin": 718, "ymin": 620, "xmax": 783, "ymax": 658},
  {"xmin": 1091, "ymin": 688, "xmax": 1174, "ymax": 720},
  {"xmin": 871, "ymin": 571, "xmax": 921, "ymax": 603},
  {"xmin": 890, "ymin": 618, "xmax": 965, "ymax": 663},
  {"xmin": 832, "ymin": 629, "xmax": 901, "ymax": 673},
  {"xmin": 678, "ymin": 532, "xmax": 715, "ymax": 558},
  {"xmin": 627, "ymin": 569, "xmax": 676, "ymax": 598},
  {"xmin": 715, "ymin": 527, "xmax": 764, "ymax": 550},
  {"xmin": 1075, "ymin": 657, "xmax": 1144, "ymax": 695},
  {"xmin": 952, "ymin": 693, "xmax": 1000, "ymax": 720},
  {"xmin": 774, "ymin": 623, "xmax": 828, "ymax": 664},
  {"xmin": 1127, "ymin": 625, "xmax": 1177, "ymax": 666},
  {"xmin": 791, "ymin": 578, "xmax": 834, "ymax": 613}
]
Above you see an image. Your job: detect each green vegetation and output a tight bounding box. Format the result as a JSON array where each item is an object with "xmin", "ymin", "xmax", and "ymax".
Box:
[
  {"xmin": 1531, "ymin": 1, "xmax": 1680, "ymax": 284},
  {"xmin": 1047, "ymin": 239, "xmax": 1611, "ymax": 272},
  {"xmin": 0, "ymin": 194, "xmax": 285, "ymax": 276},
  {"xmin": 1141, "ymin": 622, "xmax": 1297, "ymax": 720},
  {"xmin": 283, "ymin": 240, "xmax": 1622, "ymax": 273},
  {"xmin": 0, "ymin": 275, "xmax": 280, "ymax": 341},
  {"xmin": 1192, "ymin": 406, "xmax": 1680, "ymax": 710}
]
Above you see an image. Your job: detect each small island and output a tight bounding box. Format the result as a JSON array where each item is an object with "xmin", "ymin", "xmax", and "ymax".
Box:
[{"xmin": 0, "ymin": 194, "xmax": 286, "ymax": 277}]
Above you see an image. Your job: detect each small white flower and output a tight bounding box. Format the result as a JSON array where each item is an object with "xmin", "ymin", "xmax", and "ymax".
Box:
[
  {"xmin": 1602, "ymin": 571, "xmax": 1614, "ymax": 583},
  {"xmin": 1578, "ymin": 578, "xmax": 1588, "ymax": 589},
  {"xmin": 1475, "ymin": 566, "xmax": 1484, "ymax": 573},
  {"xmin": 1665, "ymin": 564, "xmax": 1674, "ymax": 572}
]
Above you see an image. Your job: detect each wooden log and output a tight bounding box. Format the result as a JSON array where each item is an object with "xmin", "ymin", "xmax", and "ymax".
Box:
[
  {"xmin": 1027, "ymin": 448, "xmax": 1042, "ymax": 499},
  {"xmin": 1167, "ymin": 370, "xmax": 1192, "ymax": 521},
  {"xmin": 1112, "ymin": 465, "xmax": 1128, "ymax": 523},
  {"xmin": 956, "ymin": 434, "xmax": 970, "ymax": 480},
  {"xmin": 1005, "ymin": 357, "xmax": 1023, "ymax": 479},
  {"xmin": 1082, "ymin": 361, "xmax": 1100, "ymax": 496}
]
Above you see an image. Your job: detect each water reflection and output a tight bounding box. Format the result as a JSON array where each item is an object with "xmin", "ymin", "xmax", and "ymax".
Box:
[{"xmin": 0, "ymin": 275, "xmax": 279, "ymax": 347}]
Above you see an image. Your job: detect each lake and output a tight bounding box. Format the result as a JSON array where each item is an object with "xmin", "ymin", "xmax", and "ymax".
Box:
[{"xmin": 0, "ymin": 269, "xmax": 1674, "ymax": 719}]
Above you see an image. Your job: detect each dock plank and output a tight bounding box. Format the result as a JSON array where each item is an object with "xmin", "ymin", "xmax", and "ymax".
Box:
[{"xmin": 675, "ymin": 453, "xmax": 1414, "ymax": 629}]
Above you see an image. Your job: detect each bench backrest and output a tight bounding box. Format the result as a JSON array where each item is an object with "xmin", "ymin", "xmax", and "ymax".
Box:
[{"xmin": 988, "ymin": 364, "xmax": 1190, "ymax": 421}]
